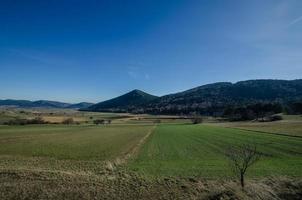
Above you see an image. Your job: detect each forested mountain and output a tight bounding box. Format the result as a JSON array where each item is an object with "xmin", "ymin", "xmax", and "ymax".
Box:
[
  {"xmin": 86, "ymin": 79, "xmax": 302, "ymax": 116},
  {"xmin": 83, "ymin": 89, "xmax": 158, "ymax": 112},
  {"xmin": 141, "ymin": 79, "xmax": 302, "ymax": 115}
]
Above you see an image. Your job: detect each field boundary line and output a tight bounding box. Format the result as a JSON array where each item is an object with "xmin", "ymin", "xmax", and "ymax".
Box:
[
  {"xmin": 226, "ymin": 127, "xmax": 302, "ymax": 138},
  {"xmin": 108, "ymin": 125, "xmax": 156, "ymax": 168}
]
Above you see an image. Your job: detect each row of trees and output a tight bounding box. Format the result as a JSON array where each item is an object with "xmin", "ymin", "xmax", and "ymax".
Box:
[
  {"xmin": 4, "ymin": 117, "xmax": 47, "ymax": 125},
  {"xmin": 93, "ymin": 119, "xmax": 112, "ymax": 125},
  {"xmin": 129, "ymin": 100, "xmax": 302, "ymax": 119}
]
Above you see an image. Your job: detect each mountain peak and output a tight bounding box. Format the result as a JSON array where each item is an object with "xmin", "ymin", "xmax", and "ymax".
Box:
[
  {"xmin": 129, "ymin": 89, "xmax": 143, "ymax": 93},
  {"xmin": 84, "ymin": 90, "xmax": 158, "ymax": 112},
  {"xmin": 127, "ymin": 89, "xmax": 151, "ymax": 96}
]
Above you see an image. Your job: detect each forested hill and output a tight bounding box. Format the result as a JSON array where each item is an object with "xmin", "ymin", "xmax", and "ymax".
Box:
[
  {"xmin": 85, "ymin": 79, "xmax": 301, "ymax": 115},
  {"xmin": 141, "ymin": 79, "xmax": 302, "ymax": 115},
  {"xmin": 83, "ymin": 89, "xmax": 158, "ymax": 112}
]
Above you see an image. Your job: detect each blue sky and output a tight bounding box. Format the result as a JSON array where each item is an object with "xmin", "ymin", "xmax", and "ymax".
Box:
[{"xmin": 0, "ymin": 0, "xmax": 301, "ymax": 103}]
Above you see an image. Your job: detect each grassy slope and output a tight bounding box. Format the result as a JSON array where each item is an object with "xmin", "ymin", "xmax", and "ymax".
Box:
[
  {"xmin": 129, "ymin": 124, "xmax": 302, "ymax": 178},
  {"xmin": 0, "ymin": 124, "xmax": 152, "ymax": 161}
]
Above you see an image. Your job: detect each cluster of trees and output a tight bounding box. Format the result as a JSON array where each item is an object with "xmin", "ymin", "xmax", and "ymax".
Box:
[
  {"xmin": 284, "ymin": 102, "xmax": 302, "ymax": 115},
  {"xmin": 223, "ymin": 103, "xmax": 283, "ymax": 121},
  {"xmin": 129, "ymin": 101, "xmax": 302, "ymax": 119},
  {"xmin": 93, "ymin": 119, "xmax": 112, "ymax": 125}
]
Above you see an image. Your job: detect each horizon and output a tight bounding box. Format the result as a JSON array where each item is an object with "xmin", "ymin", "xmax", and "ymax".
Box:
[
  {"xmin": 0, "ymin": 78, "xmax": 301, "ymax": 104},
  {"xmin": 1, "ymin": 0, "xmax": 302, "ymax": 103}
]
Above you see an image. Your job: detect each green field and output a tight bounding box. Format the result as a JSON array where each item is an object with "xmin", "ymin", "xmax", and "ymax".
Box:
[
  {"xmin": 1, "ymin": 122, "xmax": 301, "ymax": 178},
  {"xmin": 0, "ymin": 124, "xmax": 152, "ymax": 161},
  {"xmin": 0, "ymin": 112, "xmax": 302, "ymax": 199},
  {"xmin": 129, "ymin": 124, "xmax": 302, "ymax": 177}
]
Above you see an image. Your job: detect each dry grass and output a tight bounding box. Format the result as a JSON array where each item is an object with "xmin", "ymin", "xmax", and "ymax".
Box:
[
  {"xmin": 0, "ymin": 168, "xmax": 301, "ymax": 200},
  {"xmin": 42, "ymin": 116, "xmax": 86, "ymax": 123}
]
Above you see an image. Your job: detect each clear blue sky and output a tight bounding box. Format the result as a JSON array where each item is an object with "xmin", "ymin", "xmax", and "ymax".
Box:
[{"xmin": 0, "ymin": 0, "xmax": 301, "ymax": 103}]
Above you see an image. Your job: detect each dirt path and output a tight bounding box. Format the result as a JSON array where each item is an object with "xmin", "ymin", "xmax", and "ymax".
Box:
[{"xmin": 108, "ymin": 125, "xmax": 156, "ymax": 168}]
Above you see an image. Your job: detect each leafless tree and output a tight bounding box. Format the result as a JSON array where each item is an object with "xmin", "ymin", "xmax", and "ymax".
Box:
[{"xmin": 225, "ymin": 144, "xmax": 261, "ymax": 189}]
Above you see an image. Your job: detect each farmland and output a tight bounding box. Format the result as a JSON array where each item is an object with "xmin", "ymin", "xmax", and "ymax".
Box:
[
  {"xmin": 0, "ymin": 109, "xmax": 301, "ymax": 199},
  {"xmin": 0, "ymin": 125, "xmax": 154, "ymax": 160},
  {"xmin": 129, "ymin": 124, "xmax": 302, "ymax": 177}
]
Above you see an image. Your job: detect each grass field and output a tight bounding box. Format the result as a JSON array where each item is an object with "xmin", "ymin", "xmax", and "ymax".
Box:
[
  {"xmin": 129, "ymin": 124, "xmax": 302, "ymax": 178},
  {"xmin": 0, "ymin": 124, "xmax": 152, "ymax": 161},
  {"xmin": 0, "ymin": 110, "xmax": 302, "ymax": 199}
]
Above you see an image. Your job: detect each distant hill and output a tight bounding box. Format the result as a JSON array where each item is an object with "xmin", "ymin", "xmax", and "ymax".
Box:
[
  {"xmin": 67, "ymin": 102, "xmax": 94, "ymax": 109},
  {"xmin": 0, "ymin": 99, "xmax": 93, "ymax": 110},
  {"xmin": 0, "ymin": 100, "xmax": 34, "ymax": 107},
  {"xmin": 83, "ymin": 89, "xmax": 158, "ymax": 112},
  {"xmin": 31, "ymin": 100, "xmax": 71, "ymax": 108}
]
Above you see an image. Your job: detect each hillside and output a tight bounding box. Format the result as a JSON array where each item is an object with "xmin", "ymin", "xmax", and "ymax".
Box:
[
  {"xmin": 142, "ymin": 79, "xmax": 302, "ymax": 115},
  {"xmin": 84, "ymin": 89, "xmax": 158, "ymax": 112}
]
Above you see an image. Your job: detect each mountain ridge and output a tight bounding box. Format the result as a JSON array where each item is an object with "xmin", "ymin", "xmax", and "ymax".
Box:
[
  {"xmin": 86, "ymin": 79, "xmax": 302, "ymax": 115},
  {"xmin": 2, "ymin": 79, "xmax": 302, "ymax": 114}
]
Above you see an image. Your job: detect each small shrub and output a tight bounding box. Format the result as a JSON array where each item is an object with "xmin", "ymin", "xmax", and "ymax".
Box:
[
  {"xmin": 191, "ymin": 116, "xmax": 203, "ymax": 124},
  {"xmin": 93, "ymin": 119, "xmax": 105, "ymax": 125},
  {"xmin": 93, "ymin": 119, "xmax": 111, "ymax": 125},
  {"xmin": 225, "ymin": 144, "xmax": 261, "ymax": 189},
  {"xmin": 62, "ymin": 118, "xmax": 74, "ymax": 124},
  {"xmin": 154, "ymin": 119, "xmax": 161, "ymax": 124}
]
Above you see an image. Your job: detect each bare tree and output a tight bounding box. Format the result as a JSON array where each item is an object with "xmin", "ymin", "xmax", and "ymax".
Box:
[{"xmin": 225, "ymin": 144, "xmax": 261, "ymax": 189}]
